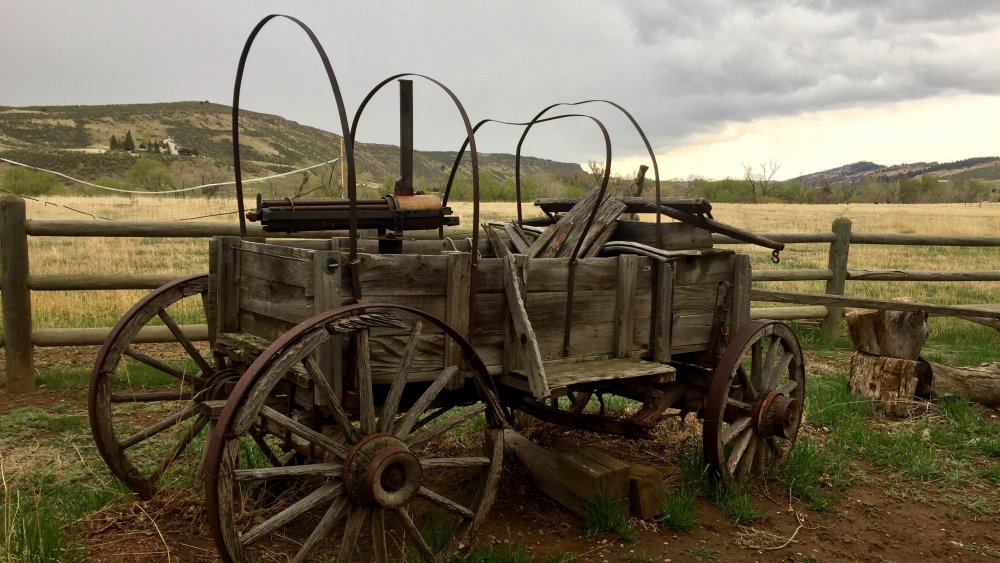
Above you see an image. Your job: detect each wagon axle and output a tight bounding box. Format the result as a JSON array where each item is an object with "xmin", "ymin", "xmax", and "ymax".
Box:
[{"xmin": 344, "ymin": 433, "xmax": 422, "ymax": 509}]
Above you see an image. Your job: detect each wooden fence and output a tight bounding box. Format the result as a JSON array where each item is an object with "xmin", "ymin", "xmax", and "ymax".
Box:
[{"xmin": 2, "ymin": 195, "xmax": 999, "ymax": 393}]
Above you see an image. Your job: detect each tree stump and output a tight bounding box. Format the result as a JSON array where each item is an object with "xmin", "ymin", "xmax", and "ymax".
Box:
[
  {"xmin": 846, "ymin": 303, "xmax": 931, "ymax": 416},
  {"xmin": 849, "ymin": 352, "xmax": 923, "ymax": 417},
  {"xmin": 845, "ymin": 302, "xmax": 929, "ymax": 360}
]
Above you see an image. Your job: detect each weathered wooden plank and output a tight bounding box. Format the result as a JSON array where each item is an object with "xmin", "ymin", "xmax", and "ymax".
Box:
[
  {"xmin": 483, "ymin": 224, "xmax": 512, "ymax": 258},
  {"xmin": 529, "ymin": 186, "xmax": 603, "ymax": 258},
  {"xmin": 504, "ymin": 255, "xmax": 549, "ymax": 398},
  {"xmin": 216, "ymin": 237, "xmax": 241, "ymax": 334},
  {"xmin": 238, "ymin": 246, "xmax": 313, "ymax": 291},
  {"xmin": 240, "ymin": 283, "xmax": 313, "ymax": 325},
  {"xmin": 846, "ymin": 269, "xmax": 1000, "ymax": 282},
  {"xmin": 669, "ymin": 285, "xmax": 719, "ymax": 315},
  {"xmin": 670, "ymin": 313, "xmax": 714, "ymax": 348},
  {"xmin": 313, "ymin": 249, "xmax": 342, "ymax": 400},
  {"xmin": 673, "ymin": 252, "xmax": 736, "ymax": 286},
  {"xmin": 503, "ymin": 254, "xmax": 527, "ymax": 374},
  {"xmin": 506, "ymin": 358, "xmax": 674, "ymax": 395},
  {"xmin": 562, "ymin": 196, "xmax": 627, "ymax": 258},
  {"xmin": 445, "ymin": 253, "xmax": 472, "ymax": 389},
  {"xmin": 504, "ymin": 430, "xmax": 602, "ymax": 517},
  {"xmin": 239, "ymin": 310, "xmax": 296, "ymax": 342},
  {"xmin": 614, "ymin": 255, "xmax": 638, "ymax": 358},
  {"xmin": 503, "ymin": 223, "xmax": 533, "ymax": 254},
  {"xmin": 652, "ymin": 261, "xmax": 674, "ymax": 362}
]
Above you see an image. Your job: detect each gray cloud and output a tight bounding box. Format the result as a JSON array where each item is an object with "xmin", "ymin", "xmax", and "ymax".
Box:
[{"xmin": 1, "ymin": 0, "xmax": 998, "ymax": 167}]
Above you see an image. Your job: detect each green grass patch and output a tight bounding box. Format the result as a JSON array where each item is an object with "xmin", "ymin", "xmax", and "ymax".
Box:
[
  {"xmin": 777, "ymin": 440, "xmax": 849, "ymax": 512},
  {"xmin": 584, "ymin": 484, "xmax": 635, "ymax": 543}
]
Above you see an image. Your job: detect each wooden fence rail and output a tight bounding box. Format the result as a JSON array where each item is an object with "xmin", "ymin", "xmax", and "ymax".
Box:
[{"xmin": 2, "ymin": 195, "xmax": 999, "ymax": 393}]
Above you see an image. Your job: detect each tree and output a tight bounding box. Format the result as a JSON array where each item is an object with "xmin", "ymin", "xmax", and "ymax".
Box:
[
  {"xmin": 128, "ymin": 158, "xmax": 172, "ymax": 191},
  {"xmin": 742, "ymin": 159, "xmax": 781, "ymax": 203},
  {"xmin": 109, "ymin": 135, "xmax": 119, "ymax": 151},
  {"xmin": 3, "ymin": 167, "xmax": 59, "ymax": 195},
  {"xmin": 123, "ymin": 130, "xmax": 136, "ymax": 152}
]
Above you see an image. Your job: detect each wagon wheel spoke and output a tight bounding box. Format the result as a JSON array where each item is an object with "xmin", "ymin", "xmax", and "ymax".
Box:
[
  {"xmin": 726, "ymin": 397, "xmax": 754, "ymax": 412},
  {"xmin": 397, "ymin": 507, "xmax": 437, "ymax": 562},
  {"xmin": 737, "ymin": 435, "xmax": 758, "ymax": 479},
  {"xmin": 721, "ymin": 417, "xmax": 752, "ymax": 445},
  {"xmin": 419, "ymin": 456, "xmax": 491, "ymax": 470},
  {"xmin": 303, "ymin": 356, "xmax": 360, "ymax": 443},
  {"xmin": 762, "ymin": 334, "xmax": 780, "ymax": 387},
  {"xmin": 234, "ymin": 462, "xmax": 342, "ymax": 481},
  {"xmin": 149, "ymin": 414, "xmax": 209, "ymax": 484},
  {"xmin": 777, "ymin": 379, "xmax": 798, "ymax": 396},
  {"xmin": 290, "ymin": 496, "xmax": 351, "ymax": 563},
  {"xmin": 394, "ymin": 366, "xmax": 459, "ymax": 438},
  {"xmin": 241, "ymin": 482, "xmax": 343, "ymax": 547},
  {"xmin": 250, "ymin": 428, "xmax": 285, "ymax": 467},
  {"xmin": 335, "ymin": 506, "xmax": 368, "ymax": 563},
  {"xmin": 768, "ymin": 350, "xmax": 796, "ymax": 390},
  {"xmin": 406, "ymin": 405, "xmax": 486, "ymax": 449},
  {"xmin": 259, "ymin": 405, "xmax": 349, "ymax": 459},
  {"xmin": 726, "ymin": 428, "xmax": 754, "ymax": 476},
  {"xmin": 751, "ymin": 341, "xmax": 763, "ymax": 388},
  {"xmin": 417, "ymin": 486, "xmax": 475, "ymax": 520},
  {"xmin": 379, "ymin": 322, "xmax": 424, "ymax": 433},
  {"xmin": 355, "ymin": 329, "xmax": 377, "ymax": 435},
  {"xmin": 123, "ymin": 346, "xmax": 198, "ymax": 384},
  {"xmin": 111, "ymin": 390, "xmax": 195, "ymax": 403},
  {"xmin": 157, "ymin": 308, "xmax": 213, "ymax": 376},
  {"xmin": 120, "ymin": 402, "xmax": 201, "ymax": 449},
  {"xmin": 371, "ymin": 508, "xmax": 389, "ymax": 563},
  {"xmin": 736, "ymin": 366, "xmax": 757, "ymax": 401}
]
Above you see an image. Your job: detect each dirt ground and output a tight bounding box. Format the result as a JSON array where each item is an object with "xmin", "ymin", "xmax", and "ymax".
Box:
[{"xmin": 4, "ymin": 347, "xmax": 1000, "ymax": 562}]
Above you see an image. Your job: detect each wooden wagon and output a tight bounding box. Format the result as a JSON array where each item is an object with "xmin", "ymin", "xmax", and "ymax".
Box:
[{"xmin": 87, "ymin": 15, "xmax": 806, "ymax": 563}]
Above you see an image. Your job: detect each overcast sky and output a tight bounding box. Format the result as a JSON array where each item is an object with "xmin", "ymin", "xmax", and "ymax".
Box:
[{"xmin": 2, "ymin": 1, "xmax": 999, "ymax": 180}]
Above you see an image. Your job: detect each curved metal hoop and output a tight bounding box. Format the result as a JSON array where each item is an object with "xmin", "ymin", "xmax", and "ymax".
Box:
[{"xmin": 230, "ymin": 15, "xmax": 356, "ymax": 238}]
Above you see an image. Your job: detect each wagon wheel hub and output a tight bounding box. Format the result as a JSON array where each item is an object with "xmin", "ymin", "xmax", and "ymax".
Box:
[
  {"xmin": 343, "ymin": 434, "xmax": 422, "ymax": 508},
  {"xmin": 753, "ymin": 390, "xmax": 800, "ymax": 439}
]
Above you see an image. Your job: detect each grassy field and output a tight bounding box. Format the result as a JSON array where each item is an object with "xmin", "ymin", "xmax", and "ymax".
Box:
[{"xmin": 11, "ymin": 198, "xmax": 1000, "ymax": 337}]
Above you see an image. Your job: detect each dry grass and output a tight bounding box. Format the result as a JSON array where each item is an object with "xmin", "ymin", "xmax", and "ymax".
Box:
[{"xmin": 12, "ymin": 197, "xmax": 1000, "ymax": 330}]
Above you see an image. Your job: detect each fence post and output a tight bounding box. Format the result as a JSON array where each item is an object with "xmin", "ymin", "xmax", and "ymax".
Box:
[
  {"xmin": 1, "ymin": 195, "xmax": 34, "ymax": 393},
  {"xmin": 820, "ymin": 217, "xmax": 852, "ymax": 337}
]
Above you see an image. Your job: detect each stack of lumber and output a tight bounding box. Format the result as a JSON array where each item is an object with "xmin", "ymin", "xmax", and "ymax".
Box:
[
  {"xmin": 483, "ymin": 186, "xmax": 627, "ymax": 259},
  {"xmin": 527, "ymin": 186, "xmax": 627, "ymax": 258}
]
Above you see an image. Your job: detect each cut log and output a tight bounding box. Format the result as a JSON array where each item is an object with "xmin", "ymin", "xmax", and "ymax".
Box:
[
  {"xmin": 926, "ymin": 360, "xmax": 1000, "ymax": 406},
  {"xmin": 849, "ymin": 351, "xmax": 921, "ymax": 417},
  {"xmin": 845, "ymin": 301, "xmax": 929, "ymax": 360}
]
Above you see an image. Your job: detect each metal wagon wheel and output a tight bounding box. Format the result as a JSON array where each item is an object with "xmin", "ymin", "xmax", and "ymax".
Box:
[
  {"xmin": 89, "ymin": 274, "xmax": 236, "ymax": 499},
  {"xmin": 205, "ymin": 304, "xmax": 505, "ymax": 563},
  {"xmin": 703, "ymin": 320, "xmax": 805, "ymax": 486}
]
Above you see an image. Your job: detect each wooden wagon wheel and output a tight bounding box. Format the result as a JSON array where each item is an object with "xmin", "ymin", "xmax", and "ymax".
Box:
[
  {"xmin": 204, "ymin": 304, "xmax": 505, "ymax": 563},
  {"xmin": 89, "ymin": 274, "xmax": 236, "ymax": 499},
  {"xmin": 703, "ymin": 320, "xmax": 805, "ymax": 486}
]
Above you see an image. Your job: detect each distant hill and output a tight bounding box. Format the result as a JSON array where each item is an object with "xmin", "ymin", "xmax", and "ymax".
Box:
[
  {"xmin": 0, "ymin": 102, "xmax": 583, "ymax": 187},
  {"xmin": 792, "ymin": 157, "xmax": 1000, "ymax": 186}
]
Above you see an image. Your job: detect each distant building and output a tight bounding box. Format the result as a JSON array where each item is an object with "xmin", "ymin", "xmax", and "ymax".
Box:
[{"xmin": 158, "ymin": 137, "xmax": 195, "ymax": 156}]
